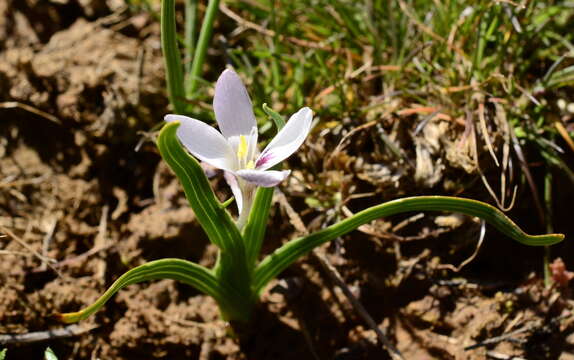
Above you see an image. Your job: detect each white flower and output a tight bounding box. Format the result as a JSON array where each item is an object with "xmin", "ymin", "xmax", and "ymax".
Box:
[{"xmin": 165, "ymin": 69, "xmax": 313, "ymax": 226}]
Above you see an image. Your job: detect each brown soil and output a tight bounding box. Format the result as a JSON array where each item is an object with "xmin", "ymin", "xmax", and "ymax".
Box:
[{"xmin": 1, "ymin": 2, "xmax": 573, "ymax": 359}]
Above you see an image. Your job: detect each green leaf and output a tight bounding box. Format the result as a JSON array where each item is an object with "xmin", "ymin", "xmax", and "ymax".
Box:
[
  {"xmin": 186, "ymin": 0, "xmax": 221, "ymax": 98},
  {"xmin": 157, "ymin": 122, "xmax": 243, "ymax": 252},
  {"xmin": 263, "ymin": 103, "xmax": 286, "ymax": 131},
  {"xmin": 156, "ymin": 122, "xmax": 253, "ymax": 321},
  {"xmin": 56, "ymin": 258, "xmax": 232, "ymax": 323},
  {"xmin": 44, "ymin": 347, "xmax": 58, "ymax": 360},
  {"xmin": 184, "ymin": 0, "xmax": 198, "ymax": 76},
  {"xmin": 161, "ymin": 0, "xmax": 186, "ymax": 113},
  {"xmin": 0, "ymin": 349, "xmax": 6, "ymax": 360},
  {"xmin": 254, "ymin": 196, "xmax": 565, "ymax": 293},
  {"xmin": 544, "ymin": 65, "xmax": 574, "ymax": 89}
]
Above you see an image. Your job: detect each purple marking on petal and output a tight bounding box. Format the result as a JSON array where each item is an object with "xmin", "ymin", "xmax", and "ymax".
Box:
[
  {"xmin": 254, "ymin": 107, "xmax": 313, "ymax": 170},
  {"xmin": 255, "ymin": 153, "xmax": 273, "ymax": 168}
]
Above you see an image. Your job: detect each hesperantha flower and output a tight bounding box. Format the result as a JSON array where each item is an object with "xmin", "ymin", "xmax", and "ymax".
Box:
[{"xmin": 165, "ymin": 69, "xmax": 313, "ymax": 227}]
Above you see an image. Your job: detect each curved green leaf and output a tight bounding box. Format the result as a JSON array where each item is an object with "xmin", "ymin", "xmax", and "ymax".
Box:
[
  {"xmin": 56, "ymin": 259, "xmax": 228, "ymax": 323},
  {"xmin": 254, "ymin": 196, "xmax": 565, "ymax": 293},
  {"xmin": 156, "ymin": 122, "xmax": 252, "ymax": 318},
  {"xmin": 157, "ymin": 122, "xmax": 243, "ymax": 253}
]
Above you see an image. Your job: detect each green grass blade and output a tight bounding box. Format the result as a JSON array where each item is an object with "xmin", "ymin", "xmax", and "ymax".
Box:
[
  {"xmin": 161, "ymin": 0, "xmax": 186, "ymax": 113},
  {"xmin": 254, "ymin": 196, "xmax": 565, "ymax": 293},
  {"xmin": 242, "ymin": 186, "xmax": 274, "ymax": 269},
  {"xmin": 186, "ymin": 0, "xmax": 220, "ymax": 98},
  {"xmin": 0, "ymin": 349, "xmax": 6, "ymax": 360},
  {"xmin": 56, "ymin": 259, "xmax": 226, "ymax": 323}
]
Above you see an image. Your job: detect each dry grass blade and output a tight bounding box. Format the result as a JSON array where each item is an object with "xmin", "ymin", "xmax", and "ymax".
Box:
[
  {"xmin": 276, "ymin": 191, "xmax": 403, "ymax": 359},
  {"xmin": 510, "ymin": 128, "xmax": 545, "ymax": 225},
  {"xmin": 324, "ymin": 119, "xmax": 378, "ymax": 169},
  {"xmin": 0, "ymin": 225, "xmax": 56, "ymax": 266},
  {"xmin": 478, "ymin": 101, "xmax": 500, "ymax": 167},
  {"xmin": 438, "ymin": 221, "xmax": 486, "ymax": 272},
  {"xmin": 0, "ymin": 225, "xmax": 62, "ymax": 277},
  {"xmin": 471, "ymin": 122, "xmax": 517, "ymax": 211},
  {"xmin": 465, "ymin": 313, "xmax": 571, "ymax": 351},
  {"xmin": 397, "ymin": 0, "xmax": 466, "ymax": 59},
  {"xmin": 219, "ymin": 3, "xmax": 340, "ymax": 53},
  {"xmin": 554, "ymin": 121, "xmax": 574, "ymax": 153},
  {"xmin": 40, "ymin": 216, "xmax": 58, "ymax": 271},
  {"xmin": 0, "ymin": 102, "xmax": 61, "ymax": 125}
]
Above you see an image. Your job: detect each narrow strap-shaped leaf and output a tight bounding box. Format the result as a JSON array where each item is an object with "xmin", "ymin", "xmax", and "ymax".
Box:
[
  {"xmin": 184, "ymin": 0, "xmax": 198, "ymax": 76},
  {"xmin": 157, "ymin": 122, "xmax": 251, "ymax": 303},
  {"xmin": 185, "ymin": 0, "xmax": 220, "ymax": 98},
  {"xmin": 56, "ymin": 259, "xmax": 227, "ymax": 323},
  {"xmin": 242, "ymin": 186, "xmax": 274, "ymax": 269},
  {"xmin": 161, "ymin": 0, "xmax": 186, "ymax": 113},
  {"xmin": 157, "ymin": 122, "xmax": 243, "ymax": 252},
  {"xmin": 254, "ymin": 196, "xmax": 565, "ymax": 293},
  {"xmin": 263, "ymin": 103, "xmax": 286, "ymax": 131}
]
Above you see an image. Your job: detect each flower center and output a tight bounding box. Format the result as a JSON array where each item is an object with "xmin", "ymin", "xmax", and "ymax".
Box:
[
  {"xmin": 237, "ymin": 135, "xmax": 248, "ymax": 160},
  {"xmin": 236, "ymin": 135, "xmax": 257, "ymax": 170}
]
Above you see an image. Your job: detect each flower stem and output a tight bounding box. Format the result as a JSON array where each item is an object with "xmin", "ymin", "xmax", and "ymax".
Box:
[{"xmin": 236, "ymin": 179, "xmax": 255, "ymax": 230}]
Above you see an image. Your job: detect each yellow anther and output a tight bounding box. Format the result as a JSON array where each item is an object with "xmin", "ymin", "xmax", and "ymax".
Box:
[
  {"xmin": 237, "ymin": 135, "xmax": 248, "ymax": 159},
  {"xmin": 246, "ymin": 160, "xmax": 255, "ymax": 169}
]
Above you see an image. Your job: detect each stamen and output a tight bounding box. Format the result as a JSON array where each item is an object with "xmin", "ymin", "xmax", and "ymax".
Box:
[
  {"xmin": 246, "ymin": 160, "xmax": 255, "ymax": 169},
  {"xmin": 237, "ymin": 135, "xmax": 248, "ymax": 159}
]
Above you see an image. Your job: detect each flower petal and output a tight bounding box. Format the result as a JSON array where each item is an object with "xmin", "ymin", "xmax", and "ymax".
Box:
[
  {"xmin": 237, "ymin": 169, "xmax": 291, "ymax": 187},
  {"xmin": 165, "ymin": 114, "xmax": 236, "ymax": 172},
  {"xmin": 255, "ymin": 107, "xmax": 313, "ymax": 170},
  {"xmin": 213, "ymin": 69, "xmax": 257, "ymax": 139},
  {"xmin": 224, "ymin": 171, "xmax": 242, "ymax": 213}
]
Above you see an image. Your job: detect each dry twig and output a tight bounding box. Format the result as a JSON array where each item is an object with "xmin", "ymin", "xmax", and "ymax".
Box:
[
  {"xmin": 276, "ymin": 191, "xmax": 403, "ymax": 359},
  {"xmin": 437, "ymin": 221, "xmax": 486, "ymax": 272},
  {"xmin": 0, "ymin": 225, "xmax": 57, "ymax": 268},
  {"xmin": 0, "ymin": 102, "xmax": 61, "ymax": 125},
  {"xmin": 0, "ymin": 324, "xmax": 97, "ymax": 345},
  {"xmin": 220, "ymin": 3, "xmax": 340, "ymax": 53},
  {"xmin": 465, "ymin": 313, "xmax": 570, "ymax": 351}
]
